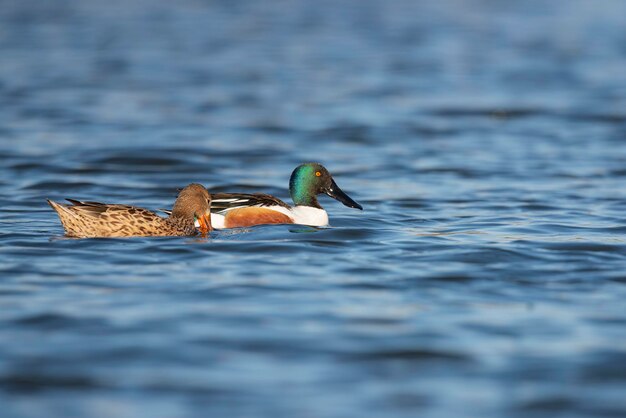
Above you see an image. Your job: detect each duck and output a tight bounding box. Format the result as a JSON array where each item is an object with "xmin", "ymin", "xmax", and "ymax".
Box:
[
  {"xmin": 47, "ymin": 183, "xmax": 212, "ymax": 238},
  {"xmin": 198, "ymin": 162, "xmax": 362, "ymax": 228}
]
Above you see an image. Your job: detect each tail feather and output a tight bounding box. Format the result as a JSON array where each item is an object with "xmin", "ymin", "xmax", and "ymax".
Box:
[
  {"xmin": 67, "ymin": 199, "xmax": 106, "ymax": 205},
  {"xmin": 48, "ymin": 198, "xmax": 76, "ymax": 216},
  {"xmin": 47, "ymin": 199, "xmax": 66, "ymax": 213},
  {"xmin": 47, "ymin": 199, "xmax": 80, "ymax": 231}
]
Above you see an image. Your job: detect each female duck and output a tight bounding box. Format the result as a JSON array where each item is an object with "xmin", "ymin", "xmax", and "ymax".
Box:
[
  {"xmin": 48, "ymin": 183, "xmax": 212, "ymax": 238},
  {"xmin": 208, "ymin": 162, "xmax": 362, "ymax": 228}
]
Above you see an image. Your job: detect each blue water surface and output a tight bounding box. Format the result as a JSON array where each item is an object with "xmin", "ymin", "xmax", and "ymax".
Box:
[{"xmin": 1, "ymin": 1, "xmax": 626, "ymax": 417}]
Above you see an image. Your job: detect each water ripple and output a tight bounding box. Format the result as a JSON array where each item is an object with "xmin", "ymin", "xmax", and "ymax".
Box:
[{"xmin": 1, "ymin": 1, "xmax": 626, "ymax": 417}]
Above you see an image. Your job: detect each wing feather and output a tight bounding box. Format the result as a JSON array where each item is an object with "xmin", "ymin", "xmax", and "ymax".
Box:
[
  {"xmin": 210, "ymin": 193, "xmax": 290, "ymax": 213},
  {"xmin": 158, "ymin": 193, "xmax": 291, "ymax": 216},
  {"xmin": 64, "ymin": 199, "xmax": 157, "ymax": 219}
]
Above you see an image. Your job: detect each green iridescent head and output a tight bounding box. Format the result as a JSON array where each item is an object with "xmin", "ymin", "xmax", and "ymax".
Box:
[{"xmin": 288, "ymin": 163, "xmax": 362, "ymax": 210}]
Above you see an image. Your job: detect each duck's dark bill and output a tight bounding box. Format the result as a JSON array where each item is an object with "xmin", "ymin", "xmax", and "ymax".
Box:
[{"xmin": 325, "ymin": 179, "xmax": 363, "ymax": 210}]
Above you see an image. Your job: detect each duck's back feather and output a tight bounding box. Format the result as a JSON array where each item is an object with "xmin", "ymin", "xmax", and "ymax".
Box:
[{"xmin": 210, "ymin": 193, "xmax": 290, "ymax": 213}]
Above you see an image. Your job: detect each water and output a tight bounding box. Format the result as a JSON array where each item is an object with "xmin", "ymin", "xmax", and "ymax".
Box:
[{"xmin": 1, "ymin": 0, "xmax": 626, "ymax": 417}]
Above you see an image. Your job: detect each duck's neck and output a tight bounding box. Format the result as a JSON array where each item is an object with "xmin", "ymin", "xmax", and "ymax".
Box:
[
  {"xmin": 170, "ymin": 196, "xmax": 192, "ymax": 218},
  {"xmin": 165, "ymin": 214, "xmax": 196, "ymax": 235},
  {"xmin": 168, "ymin": 211, "xmax": 196, "ymax": 229},
  {"xmin": 290, "ymin": 176, "xmax": 322, "ymax": 209},
  {"xmin": 291, "ymin": 190, "xmax": 322, "ymax": 209}
]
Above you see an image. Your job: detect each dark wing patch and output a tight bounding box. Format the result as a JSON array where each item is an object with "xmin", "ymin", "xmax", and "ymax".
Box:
[
  {"xmin": 64, "ymin": 199, "xmax": 112, "ymax": 216},
  {"xmin": 157, "ymin": 193, "xmax": 290, "ymax": 216},
  {"xmin": 211, "ymin": 193, "xmax": 290, "ymax": 213}
]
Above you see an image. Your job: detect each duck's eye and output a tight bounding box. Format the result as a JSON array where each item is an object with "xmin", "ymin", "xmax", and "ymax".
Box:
[{"xmin": 315, "ymin": 171, "xmax": 321, "ymax": 177}]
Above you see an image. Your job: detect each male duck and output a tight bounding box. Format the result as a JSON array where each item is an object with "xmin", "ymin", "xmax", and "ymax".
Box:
[
  {"xmin": 207, "ymin": 162, "xmax": 362, "ymax": 228},
  {"xmin": 48, "ymin": 183, "xmax": 212, "ymax": 238}
]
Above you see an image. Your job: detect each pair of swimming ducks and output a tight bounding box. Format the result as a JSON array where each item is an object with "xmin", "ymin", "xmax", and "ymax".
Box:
[{"xmin": 48, "ymin": 163, "xmax": 363, "ymax": 238}]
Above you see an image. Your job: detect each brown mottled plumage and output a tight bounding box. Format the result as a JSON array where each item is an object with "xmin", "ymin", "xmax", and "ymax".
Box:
[{"xmin": 47, "ymin": 183, "xmax": 212, "ymax": 238}]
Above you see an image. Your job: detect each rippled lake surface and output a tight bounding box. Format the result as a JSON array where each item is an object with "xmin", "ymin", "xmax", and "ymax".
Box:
[{"xmin": 1, "ymin": 1, "xmax": 626, "ymax": 417}]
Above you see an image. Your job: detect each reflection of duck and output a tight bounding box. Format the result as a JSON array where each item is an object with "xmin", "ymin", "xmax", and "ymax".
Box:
[
  {"xmin": 48, "ymin": 183, "xmax": 212, "ymax": 238},
  {"xmin": 208, "ymin": 163, "xmax": 363, "ymax": 228}
]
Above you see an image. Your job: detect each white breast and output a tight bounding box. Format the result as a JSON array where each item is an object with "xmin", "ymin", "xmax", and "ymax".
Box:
[
  {"xmin": 193, "ymin": 214, "xmax": 226, "ymax": 229},
  {"xmin": 210, "ymin": 213, "xmax": 226, "ymax": 229},
  {"xmin": 289, "ymin": 206, "xmax": 329, "ymax": 227}
]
